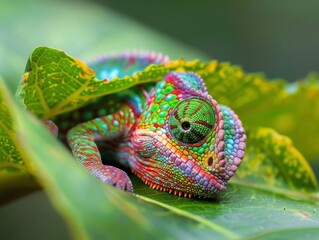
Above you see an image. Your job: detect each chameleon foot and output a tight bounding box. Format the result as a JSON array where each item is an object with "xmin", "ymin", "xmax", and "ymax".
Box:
[{"xmin": 93, "ymin": 165, "xmax": 133, "ymax": 193}]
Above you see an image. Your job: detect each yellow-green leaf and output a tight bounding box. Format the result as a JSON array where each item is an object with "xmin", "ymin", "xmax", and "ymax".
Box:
[
  {"xmin": 236, "ymin": 127, "xmax": 318, "ymax": 192},
  {"xmin": 241, "ymin": 76, "xmax": 319, "ymax": 161},
  {"xmin": 203, "ymin": 66, "xmax": 319, "ymax": 161}
]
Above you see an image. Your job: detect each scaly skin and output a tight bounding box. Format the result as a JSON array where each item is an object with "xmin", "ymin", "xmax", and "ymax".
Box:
[{"xmin": 54, "ymin": 51, "xmax": 246, "ymax": 198}]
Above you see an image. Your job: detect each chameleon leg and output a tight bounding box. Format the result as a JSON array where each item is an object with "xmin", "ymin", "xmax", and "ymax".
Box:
[{"xmin": 66, "ymin": 106, "xmax": 135, "ymax": 193}]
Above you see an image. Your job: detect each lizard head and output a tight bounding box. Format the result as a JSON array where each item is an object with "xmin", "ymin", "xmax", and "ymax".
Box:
[{"xmin": 131, "ymin": 72, "xmax": 246, "ymax": 198}]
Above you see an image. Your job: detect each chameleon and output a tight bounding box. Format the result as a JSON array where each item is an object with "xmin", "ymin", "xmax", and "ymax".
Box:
[{"xmin": 47, "ymin": 51, "xmax": 246, "ymax": 198}]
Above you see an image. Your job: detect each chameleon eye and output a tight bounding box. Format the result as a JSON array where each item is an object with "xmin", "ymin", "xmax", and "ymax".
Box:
[{"xmin": 169, "ymin": 98, "xmax": 216, "ymax": 144}]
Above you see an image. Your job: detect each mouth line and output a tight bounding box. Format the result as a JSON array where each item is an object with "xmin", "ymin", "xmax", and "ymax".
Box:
[
  {"xmin": 132, "ymin": 168, "xmax": 193, "ymax": 198},
  {"xmin": 132, "ymin": 169, "xmax": 217, "ymax": 199}
]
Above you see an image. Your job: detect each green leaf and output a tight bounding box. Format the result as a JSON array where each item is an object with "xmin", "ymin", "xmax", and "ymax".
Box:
[
  {"xmin": 0, "ymin": 78, "xmax": 38, "ymax": 203},
  {"xmin": 133, "ymin": 176, "xmax": 319, "ymax": 240},
  {"xmin": 0, "ymin": 77, "xmax": 25, "ymax": 169},
  {"xmin": 16, "ymin": 47, "xmax": 97, "ymax": 119}
]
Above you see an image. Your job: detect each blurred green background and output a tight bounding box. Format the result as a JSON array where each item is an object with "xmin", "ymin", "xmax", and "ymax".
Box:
[
  {"xmin": 104, "ymin": 0, "xmax": 319, "ymax": 81},
  {"xmin": 2, "ymin": 0, "xmax": 319, "ymax": 86},
  {"xmin": 0, "ymin": 0, "xmax": 318, "ymax": 239}
]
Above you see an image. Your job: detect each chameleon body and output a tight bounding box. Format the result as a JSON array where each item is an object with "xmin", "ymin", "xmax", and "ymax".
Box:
[{"xmin": 52, "ymin": 51, "xmax": 246, "ymax": 198}]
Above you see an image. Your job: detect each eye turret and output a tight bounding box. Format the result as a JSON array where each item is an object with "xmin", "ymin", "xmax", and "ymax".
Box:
[{"xmin": 168, "ymin": 98, "xmax": 216, "ymax": 144}]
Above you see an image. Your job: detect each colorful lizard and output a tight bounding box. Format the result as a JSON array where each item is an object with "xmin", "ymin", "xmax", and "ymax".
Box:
[{"xmin": 49, "ymin": 51, "xmax": 246, "ymax": 198}]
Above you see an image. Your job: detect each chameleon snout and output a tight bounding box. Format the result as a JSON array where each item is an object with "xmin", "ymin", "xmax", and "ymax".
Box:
[{"xmin": 131, "ymin": 132, "xmax": 156, "ymax": 159}]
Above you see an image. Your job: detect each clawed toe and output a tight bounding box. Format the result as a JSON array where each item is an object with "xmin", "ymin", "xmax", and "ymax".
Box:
[{"xmin": 96, "ymin": 165, "xmax": 133, "ymax": 193}]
